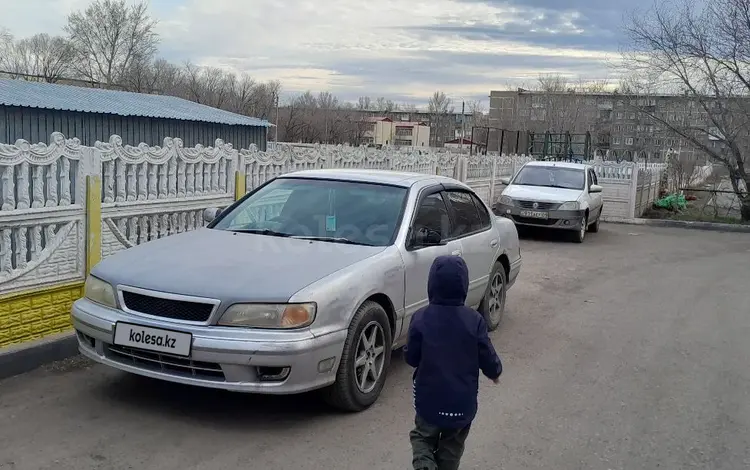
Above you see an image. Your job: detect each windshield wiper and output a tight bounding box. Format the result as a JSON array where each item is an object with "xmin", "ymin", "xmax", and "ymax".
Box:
[
  {"xmin": 292, "ymin": 235, "xmax": 375, "ymax": 246},
  {"xmin": 228, "ymin": 228, "xmax": 293, "ymax": 238}
]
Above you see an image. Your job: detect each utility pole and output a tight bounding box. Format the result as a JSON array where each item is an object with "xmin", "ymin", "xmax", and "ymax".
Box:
[
  {"xmin": 459, "ymin": 101, "xmax": 466, "ymax": 152},
  {"xmin": 275, "ymin": 93, "xmax": 279, "ymax": 143}
]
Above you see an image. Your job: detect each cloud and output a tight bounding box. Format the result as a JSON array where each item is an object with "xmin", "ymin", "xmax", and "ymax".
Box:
[{"xmin": 0, "ymin": 0, "xmax": 638, "ymax": 104}]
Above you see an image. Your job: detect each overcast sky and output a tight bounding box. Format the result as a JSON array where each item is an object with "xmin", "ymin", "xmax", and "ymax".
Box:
[{"xmin": 0, "ymin": 0, "xmax": 653, "ymax": 104}]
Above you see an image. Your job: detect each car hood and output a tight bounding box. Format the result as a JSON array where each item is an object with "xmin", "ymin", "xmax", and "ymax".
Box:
[
  {"xmin": 502, "ymin": 185, "xmax": 583, "ymax": 203},
  {"xmin": 92, "ymin": 228, "xmax": 387, "ymax": 303}
]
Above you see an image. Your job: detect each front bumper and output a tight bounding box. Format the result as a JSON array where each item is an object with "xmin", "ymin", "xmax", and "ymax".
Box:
[
  {"xmin": 495, "ymin": 204, "xmax": 586, "ymax": 231},
  {"xmin": 71, "ymin": 298, "xmax": 347, "ymax": 394}
]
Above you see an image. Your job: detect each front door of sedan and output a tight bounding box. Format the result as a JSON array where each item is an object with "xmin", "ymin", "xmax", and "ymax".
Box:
[
  {"xmin": 401, "ymin": 190, "xmax": 462, "ymax": 338},
  {"xmin": 587, "ymin": 168, "xmax": 604, "ymax": 220}
]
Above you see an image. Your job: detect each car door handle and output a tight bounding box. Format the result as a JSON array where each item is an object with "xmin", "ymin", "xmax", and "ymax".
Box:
[
  {"xmin": 451, "ymin": 250, "xmax": 462, "ymax": 256},
  {"xmin": 490, "ymin": 239, "xmax": 498, "ymax": 248}
]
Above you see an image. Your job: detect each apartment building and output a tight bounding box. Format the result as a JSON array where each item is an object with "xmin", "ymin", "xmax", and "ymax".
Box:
[
  {"xmin": 365, "ymin": 110, "xmax": 478, "ymax": 147},
  {"xmin": 361, "ymin": 117, "xmax": 430, "ymax": 147},
  {"xmin": 488, "ymin": 89, "xmax": 724, "ymax": 161}
]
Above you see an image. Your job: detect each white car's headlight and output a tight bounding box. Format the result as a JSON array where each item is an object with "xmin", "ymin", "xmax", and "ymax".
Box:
[
  {"xmin": 218, "ymin": 303, "xmax": 317, "ymax": 329},
  {"xmin": 84, "ymin": 275, "xmax": 117, "ymax": 308},
  {"xmin": 499, "ymin": 195, "xmax": 514, "ymax": 206},
  {"xmin": 558, "ymin": 201, "xmax": 580, "ymax": 211}
]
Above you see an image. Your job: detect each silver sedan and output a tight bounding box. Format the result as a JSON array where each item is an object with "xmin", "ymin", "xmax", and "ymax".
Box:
[{"xmin": 72, "ymin": 169, "xmax": 522, "ymax": 411}]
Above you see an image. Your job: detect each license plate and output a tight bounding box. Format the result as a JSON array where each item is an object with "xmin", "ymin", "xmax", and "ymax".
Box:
[
  {"xmin": 113, "ymin": 322, "xmax": 192, "ymax": 357},
  {"xmin": 519, "ymin": 210, "xmax": 549, "ymax": 219}
]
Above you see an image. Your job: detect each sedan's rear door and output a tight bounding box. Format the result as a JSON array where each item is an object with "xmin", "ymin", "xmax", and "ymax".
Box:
[{"xmin": 443, "ymin": 189, "xmax": 496, "ymax": 308}]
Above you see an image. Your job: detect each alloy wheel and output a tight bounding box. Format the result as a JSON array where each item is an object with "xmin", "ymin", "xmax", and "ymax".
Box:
[
  {"xmin": 354, "ymin": 321, "xmax": 386, "ymax": 394},
  {"xmin": 488, "ymin": 272, "xmax": 505, "ymax": 324}
]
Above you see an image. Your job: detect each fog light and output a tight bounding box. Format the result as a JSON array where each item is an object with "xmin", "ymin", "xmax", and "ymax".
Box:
[
  {"xmin": 256, "ymin": 366, "xmax": 290, "ymax": 382},
  {"xmin": 563, "ymin": 220, "xmax": 570, "ymax": 225},
  {"xmin": 505, "ymin": 209, "xmax": 511, "ymax": 214},
  {"xmin": 318, "ymin": 357, "xmax": 336, "ymax": 373}
]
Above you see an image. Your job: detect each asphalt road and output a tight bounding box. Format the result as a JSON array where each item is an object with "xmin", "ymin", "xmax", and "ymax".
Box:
[{"xmin": 2, "ymin": 224, "xmax": 750, "ymax": 470}]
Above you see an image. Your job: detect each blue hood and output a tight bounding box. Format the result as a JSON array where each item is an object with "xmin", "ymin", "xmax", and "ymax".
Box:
[{"xmin": 427, "ymin": 255, "xmax": 469, "ymax": 306}]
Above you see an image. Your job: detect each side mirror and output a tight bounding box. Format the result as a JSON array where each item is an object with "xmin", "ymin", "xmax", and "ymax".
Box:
[
  {"xmin": 203, "ymin": 207, "xmax": 222, "ymax": 223},
  {"xmin": 589, "ymin": 184, "xmax": 603, "ymax": 193},
  {"xmin": 412, "ymin": 227, "xmax": 444, "ymax": 248},
  {"xmin": 500, "ymin": 177, "xmax": 511, "ymax": 185}
]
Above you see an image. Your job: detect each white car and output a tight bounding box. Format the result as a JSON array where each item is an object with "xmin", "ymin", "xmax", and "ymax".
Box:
[{"xmin": 495, "ymin": 161, "xmax": 604, "ymax": 243}]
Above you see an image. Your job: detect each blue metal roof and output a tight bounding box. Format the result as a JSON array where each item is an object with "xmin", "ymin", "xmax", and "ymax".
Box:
[{"xmin": 0, "ymin": 79, "xmax": 271, "ymax": 127}]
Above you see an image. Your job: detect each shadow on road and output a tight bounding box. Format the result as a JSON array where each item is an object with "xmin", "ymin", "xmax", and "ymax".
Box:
[{"xmin": 518, "ymin": 226, "xmax": 578, "ymax": 243}]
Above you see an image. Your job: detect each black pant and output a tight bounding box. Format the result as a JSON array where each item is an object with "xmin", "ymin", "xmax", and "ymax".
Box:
[{"xmin": 410, "ymin": 414, "xmax": 472, "ymax": 470}]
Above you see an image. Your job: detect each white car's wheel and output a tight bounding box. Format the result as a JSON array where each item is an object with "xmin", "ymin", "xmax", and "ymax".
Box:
[
  {"xmin": 573, "ymin": 214, "xmax": 587, "ymax": 243},
  {"xmin": 588, "ymin": 214, "xmax": 600, "ymax": 233}
]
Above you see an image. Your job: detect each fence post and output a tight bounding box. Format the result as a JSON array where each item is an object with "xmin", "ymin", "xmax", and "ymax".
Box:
[
  {"xmin": 83, "ymin": 147, "xmax": 102, "ymax": 274},
  {"xmin": 235, "ymin": 151, "xmax": 246, "ymax": 201},
  {"xmin": 489, "ymin": 155, "xmax": 498, "ymax": 205},
  {"xmin": 629, "ymin": 164, "xmax": 639, "ymax": 219},
  {"xmin": 326, "ymin": 149, "xmax": 334, "ymax": 169}
]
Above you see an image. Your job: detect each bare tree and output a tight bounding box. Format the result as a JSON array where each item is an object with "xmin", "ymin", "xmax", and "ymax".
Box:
[
  {"xmin": 466, "ymin": 100, "xmax": 489, "ymax": 148},
  {"xmin": 357, "ymin": 96, "xmax": 373, "ymax": 111},
  {"xmin": 151, "ymin": 59, "xmax": 185, "ymax": 95},
  {"xmin": 533, "ymin": 73, "xmax": 587, "ymax": 133},
  {"xmin": 65, "ymin": 0, "xmax": 159, "ymax": 86},
  {"xmin": 428, "ymin": 91, "xmax": 454, "ymax": 147},
  {"xmin": 623, "ymin": 0, "xmax": 750, "ymax": 220},
  {"xmin": 0, "ymin": 28, "xmax": 11, "ymax": 67},
  {"xmin": 401, "ymin": 103, "xmax": 418, "ymax": 113},
  {"xmin": 0, "ymin": 33, "xmax": 74, "ymax": 82}
]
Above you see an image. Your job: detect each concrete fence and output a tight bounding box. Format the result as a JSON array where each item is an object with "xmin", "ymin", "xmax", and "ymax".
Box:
[{"xmin": 0, "ymin": 135, "xmax": 659, "ymax": 349}]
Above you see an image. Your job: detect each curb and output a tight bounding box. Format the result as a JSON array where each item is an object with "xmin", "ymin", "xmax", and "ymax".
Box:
[
  {"xmin": 603, "ymin": 217, "xmax": 750, "ymax": 233},
  {"xmin": 0, "ymin": 331, "xmax": 79, "ymax": 381}
]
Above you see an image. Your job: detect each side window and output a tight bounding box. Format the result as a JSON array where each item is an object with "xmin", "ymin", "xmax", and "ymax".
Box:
[
  {"xmin": 587, "ymin": 169, "xmax": 597, "ymax": 188},
  {"xmin": 591, "ymin": 170, "xmax": 599, "ymax": 186},
  {"xmin": 469, "ymin": 193, "xmax": 492, "ymax": 229},
  {"xmin": 412, "ymin": 192, "xmax": 451, "ymax": 238},
  {"xmin": 445, "ymin": 190, "xmax": 483, "ymax": 238}
]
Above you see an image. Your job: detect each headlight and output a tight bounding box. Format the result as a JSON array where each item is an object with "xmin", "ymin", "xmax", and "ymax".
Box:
[
  {"xmin": 84, "ymin": 275, "xmax": 117, "ymax": 308},
  {"xmin": 218, "ymin": 303, "xmax": 317, "ymax": 329},
  {"xmin": 558, "ymin": 201, "xmax": 580, "ymax": 210},
  {"xmin": 499, "ymin": 195, "xmax": 514, "ymax": 206}
]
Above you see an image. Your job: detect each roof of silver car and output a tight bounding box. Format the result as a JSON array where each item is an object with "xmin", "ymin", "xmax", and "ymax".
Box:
[
  {"xmin": 280, "ymin": 168, "xmax": 458, "ymax": 187},
  {"xmin": 523, "ymin": 161, "xmax": 591, "ymax": 170}
]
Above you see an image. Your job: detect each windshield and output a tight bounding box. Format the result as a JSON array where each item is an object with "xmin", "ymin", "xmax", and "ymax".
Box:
[
  {"xmin": 212, "ymin": 178, "xmax": 408, "ymax": 246},
  {"xmin": 512, "ymin": 166, "xmax": 585, "ymax": 190}
]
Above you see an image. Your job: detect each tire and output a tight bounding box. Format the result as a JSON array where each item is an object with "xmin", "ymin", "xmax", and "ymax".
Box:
[
  {"xmin": 588, "ymin": 214, "xmax": 600, "ymax": 233},
  {"xmin": 573, "ymin": 214, "xmax": 587, "ymax": 243},
  {"xmin": 322, "ymin": 301, "xmax": 393, "ymax": 412},
  {"xmin": 478, "ymin": 261, "xmax": 507, "ymax": 331}
]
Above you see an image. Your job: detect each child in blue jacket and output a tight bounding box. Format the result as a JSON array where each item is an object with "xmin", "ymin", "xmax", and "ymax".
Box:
[{"xmin": 405, "ymin": 255, "xmax": 503, "ymax": 470}]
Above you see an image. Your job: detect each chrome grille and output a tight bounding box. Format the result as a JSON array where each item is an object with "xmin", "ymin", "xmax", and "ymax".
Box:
[
  {"xmin": 121, "ymin": 291, "xmax": 214, "ymax": 322},
  {"xmin": 106, "ymin": 344, "xmax": 225, "ymax": 381},
  {"xmin": 516, "ymin": 200, "xmax": 560, "ymax": 210}
]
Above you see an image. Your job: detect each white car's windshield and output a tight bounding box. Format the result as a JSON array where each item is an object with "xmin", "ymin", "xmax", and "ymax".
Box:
[
  {"xmin": 212, "ymin": 178, "xmax": 408, "ymax": 246},
  {"xmin": 512, "ymin": 166, "xmax": 585, "ymax": 190}
]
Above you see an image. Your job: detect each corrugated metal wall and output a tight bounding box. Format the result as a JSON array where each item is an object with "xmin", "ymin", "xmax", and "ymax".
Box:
[{"xmin": 0, "ymin": 106, "xmax": 267, "ymax": 150}]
